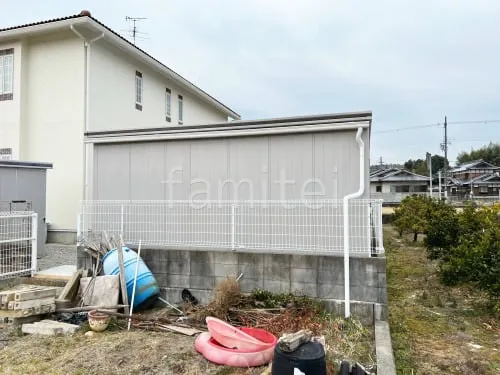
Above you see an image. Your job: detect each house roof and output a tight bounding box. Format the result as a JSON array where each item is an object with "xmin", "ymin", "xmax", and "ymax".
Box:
[
  {"xmin": 370, "ymin": 168, "xmax": 428, "ymax": 183},
  {"xmin": 464, "ymin": 172, "xmax": 500, "ymax": 185},
  {"xmin": 450, "ymin": 159, "xmax": 497, "ymax": 173},
  {"xmin": 0, "ymin": 11, "xmax": 240, "ymax": 120}
]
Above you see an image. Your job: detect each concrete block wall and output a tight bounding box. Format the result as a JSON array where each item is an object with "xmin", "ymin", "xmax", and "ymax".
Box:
[{"xmin": 77, "ymin": 247, "xmax": 388, "ymax": 323}]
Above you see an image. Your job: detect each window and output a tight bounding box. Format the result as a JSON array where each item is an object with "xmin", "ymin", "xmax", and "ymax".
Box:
[
  {"xmin": 392, "ymin": 185, "xmax": 410, "ymax": 193},
  {"xmin": 376, "ymin": 185, "xmax": 382, "ymax": 193},
  {"xmin": 479, "ymin": 186, "xmax": 488, "ymax": 194},
  {"xmin": 135, "ymin": 71, "xmax": 143, "ymax": 110},
  {"xmin": 178, "ymin": 95, "xmax": 183, "ymax": 124},
  {"xmin": 165, "ymin": 88, "xmax": 171, "ymax": 122},
  {"xmin": 0, "ymin": 148, "xmax": 12, "ymax": 161},
  {"xmin": 0, "ymin": 48, "xmax": 14, "ymax": 101}
]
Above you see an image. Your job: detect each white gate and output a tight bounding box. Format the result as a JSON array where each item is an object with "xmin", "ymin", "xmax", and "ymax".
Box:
[{"xmin": 0, "ymin": 212, "xmax": 38, "ymax": 280}]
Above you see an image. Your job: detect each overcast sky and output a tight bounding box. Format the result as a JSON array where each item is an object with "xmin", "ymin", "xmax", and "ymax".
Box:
[{"xmin": 2, "ymin": 0, "xmax": 499, "ymax": 166}]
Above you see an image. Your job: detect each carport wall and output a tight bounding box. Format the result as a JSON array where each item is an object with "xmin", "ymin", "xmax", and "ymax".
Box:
[{"xmin": 79, "ymin": 111, "xmax": 387, "ymax": 321}]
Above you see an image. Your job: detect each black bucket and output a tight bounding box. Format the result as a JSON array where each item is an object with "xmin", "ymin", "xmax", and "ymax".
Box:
[{"xmin": 271, "ymin": 341, "xmax": 327, "ymax": 375}]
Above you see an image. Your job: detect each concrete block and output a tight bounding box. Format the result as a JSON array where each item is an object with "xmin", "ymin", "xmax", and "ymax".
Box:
[
  {"xmin": 317, "ymin": 267, "xmax": 344, "ymax": 285},
  {"xmin": 378, "ymin": 287, "xmax": 388, "ymax": 304},
  {"xmin": 167, "ymin": 260, "xmax": 190, "ymax": 275},
  {"xmin": 239, "ymin": 278, "xmax": 263, "ymax": 293},
  {"xmin": 214, "ymin": 252, "xmax": 238, "ymax": 265},
  {"xmin": 350, "ymin": 286, "xmax": 379, "ymax": 303},
  {"xmin": 375, "ymin": 321, "xmax": 397, "ymax": 375},
  {"xmin": 374, "ymin": 303, "xmax": 388, "ymax": 321},
  {"xmin": 22, "ymin": 323, "xmax": 63, "ymax": 336},
  {"xmin": 237, "ymin": 262, "xmax": 263, "ymax": 280},
  {"xmin": 350, "ymin": 271, "xmax": 378, "ymax": 287},
  {"xmin": 190, "ymin": 251, "xmax": 214, "ymax": 265},
  {"xmin": 167, "ymin": 250, "xmax": 190, "ymax": 262},
  {"xmin": 214, "ymin": 263, "xmax": 238, "ymax": 278},
  {"xmin": 190, "ymin": 261, "xmax": 214, "ymax": 277},
  {"xmin": 167, "ymin": 274, "xmax": 190, "ymax": 288},
  {"xmin": 317, "ymin": 284, "xmax": 344, "ymax": 299},
  {"xmin": 290, "ymin": 282, "xmax": 317, "ymax": 297},
  {"xmin": 290, "ymin": 268, "xmax": 317, "ymax": 284},
  {"xmin": 290, "ymin": 255, "xmax": 318, "ymax": 269},
  {"xmin": 317, "ymin": 255, "xmax": 343, "ymax": 270},
  {"xmin": 189, "ymin": 275, "xmax": 215, "ymax": 289},
  {"xmin": 238, "ymin": 253, "xmax": 264, "ymax": 266},
  {"xmin": 161, "ymin": 287, "xmax": 212, "ymax": 305},
  {"xmin": 263, "ymin": 280, "xmax": 290, "ymax": 294},
  {"xmin": 378, "ymin": 272, "xmax": 386, "ymax": 287},
  {"xmin": 322, "ymin": 299, "xmax": 374, "ymax": 325},
  {"xmin": 263, "ymin": 254, "xmax": 290, "ymax": 282},
  {"xmin": 38, "ymin": 320, "xmax": 80, "ymax": 334}
]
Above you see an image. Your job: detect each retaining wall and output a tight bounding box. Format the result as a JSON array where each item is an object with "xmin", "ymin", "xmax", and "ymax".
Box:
[{"xmin": 77, "ymin": 248, "xmax": 388, "ymax": 323}]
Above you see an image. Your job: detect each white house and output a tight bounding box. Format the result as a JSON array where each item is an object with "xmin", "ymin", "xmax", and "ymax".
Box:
[
  {"xmin": 0, "ymin": 10, "xmax": 240, "ymax": 243},
  {"xmin": 370, "ymin": 168, "xmax": 429, "ymax": 203}
]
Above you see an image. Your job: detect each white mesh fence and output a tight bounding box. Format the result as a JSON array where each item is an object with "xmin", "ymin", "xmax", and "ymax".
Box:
[
  {"xmin": 79, "ymin": 200, "xmax": 384, "ymax": 256},
  {"xmin": 0, "ymin": 211, "xmax": 37, "ymax": 280}
]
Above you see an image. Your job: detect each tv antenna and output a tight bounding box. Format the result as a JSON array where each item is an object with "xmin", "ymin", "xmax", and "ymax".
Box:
[{"xmin": 124, "ymin": 16, "xmax": 148, "ymax": 45}]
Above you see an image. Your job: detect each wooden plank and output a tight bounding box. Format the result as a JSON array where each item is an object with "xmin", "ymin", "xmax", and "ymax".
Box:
[
  {"xmin": 15, "ymin": 287, "xmax": 57, "ymax": 301},
  {"xmin": 278, "ymin": 330, "xmax": 312, "ymax": 353},
  {"xmin": 57, "ymin": 269, "xmax": 83, "ymax": 301},
  {"xmin": 0, "ymin": 304, "xmax": 55, "ymax": 318},
  {"xmin": 117, "ymin": 247, "xmax": 129, "ymax": 315},
  {"xmin": 19, "ymin": 277, "xmax": 67, "ymax": 287},
  {"xmin": 160, "ymin": 324, "xmax": 202, "ymax": 336},
  {"xmin": 10, "ymin": 297, "xmax": 55, "ymax": 310}
]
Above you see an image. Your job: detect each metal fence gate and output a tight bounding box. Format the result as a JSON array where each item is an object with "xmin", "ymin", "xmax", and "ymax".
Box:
[{"xmin": 0, "ymin": 211, "xmax": 38, "ymax": 280}]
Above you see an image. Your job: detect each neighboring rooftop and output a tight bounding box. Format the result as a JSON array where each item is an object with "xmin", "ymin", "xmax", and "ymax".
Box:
[
  {"xmin": 450, "ymin": 159, "xmax": 497, "ymax": 173},
  {"xmin": 370, "ymin": 168, "xmax": 428, "ymax": 182},
  {"xmin": 0, "ymin": 10, "xmax": 240, "ymax": 120}
]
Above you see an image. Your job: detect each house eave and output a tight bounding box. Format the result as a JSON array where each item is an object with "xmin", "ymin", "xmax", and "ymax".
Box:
[{"xmin": 0, "ymin": 15, "xmax": 240, "ymax": 120}]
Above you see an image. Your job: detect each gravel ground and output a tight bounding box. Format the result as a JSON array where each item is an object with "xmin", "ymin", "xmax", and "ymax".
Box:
[{"xmin": 37, "ymin": 243, "xmax": 77, "ymax": 271}]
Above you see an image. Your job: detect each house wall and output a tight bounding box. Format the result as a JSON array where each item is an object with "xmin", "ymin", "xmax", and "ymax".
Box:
[
  {"xmin": 88, "ymin": 40, "xmax": 228, "ymax": 133},
  {"xmin": 0, "ymin": 41, "xmax": 23, "ymax": 159},
  {"xmin": 19, "ymin": 32, "xmax": 85, "ymax": 234}
]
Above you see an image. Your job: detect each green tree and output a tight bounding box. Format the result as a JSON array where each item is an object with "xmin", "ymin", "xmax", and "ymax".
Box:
[
  {"xmin": 425, "ymin": 200, "xmax": 459, "ymax": 260},
  {"xmin": 431, "ymin": 155, "xmax": 446, "ymax": 173},
  {"xmin": 456, "ymin": 142, "xmax": 500, "ymax": 166},
  {"xmin": 393, "ymin": 195, "xmax": 433, "ymax": 241}
]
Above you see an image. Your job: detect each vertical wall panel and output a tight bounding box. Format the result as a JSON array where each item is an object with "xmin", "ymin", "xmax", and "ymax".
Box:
[
  {"xmin": 94, "ymin": 143, "xmax": 131, "ymax": 200},
  {"xmin": 164, "ymin": 141, "xmax": 191, "ymax": 200},
  {"xmin": 129, "ymin": 142, "xmax": 165, "ymax": 199}
]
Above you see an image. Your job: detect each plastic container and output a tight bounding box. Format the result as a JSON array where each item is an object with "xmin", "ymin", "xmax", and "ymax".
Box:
[
  {"xmin": 102, "ymin": 246, "xmax": 160, "ymax": 309},
  {"xmin": 271, "ymin": 341, "xmax": 327, "ymax": 375}
]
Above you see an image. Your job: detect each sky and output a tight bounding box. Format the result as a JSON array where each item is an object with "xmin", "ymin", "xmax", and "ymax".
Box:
[{"xmin": 2, "ymin": 0, "xmax": 499, "ymax": 166}]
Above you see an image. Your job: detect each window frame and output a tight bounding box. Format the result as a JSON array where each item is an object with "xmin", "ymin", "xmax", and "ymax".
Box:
[
  {"xmin": 375, "ymin": 185, "xmax": 382, "ymax": 193},
  {"xmin": 165, "ymin": 88, "xmax": 172, "ymax": 122},
  {"xmin": 178, "ymin": 94, "xmax": 183, "ymax": 124},
  {"xmin": 0, "ymin": 48, "xmax": 14, "ymax": 101},
  {"xmin": 135, "ymin": 71, "xmax": 143, "ymax": 111}
]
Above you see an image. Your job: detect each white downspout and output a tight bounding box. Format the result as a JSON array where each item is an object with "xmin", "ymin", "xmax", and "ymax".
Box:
[
  {"xmin": 343, "ymin": 127, "xmax": 365, "ymax": 319},
  {"xmin": 70, "ymin": 25, "xmax": 104, "ymax": 202}
]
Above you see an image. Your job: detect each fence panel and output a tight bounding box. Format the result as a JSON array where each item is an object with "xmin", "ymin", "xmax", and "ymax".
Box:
[
  {"xmin": 0, "ymin": 211, "xmax": 37, "ymax": 280},
  {"xmin": 79, "ymin": 200, "xmax": 384, "ymax": 256}
]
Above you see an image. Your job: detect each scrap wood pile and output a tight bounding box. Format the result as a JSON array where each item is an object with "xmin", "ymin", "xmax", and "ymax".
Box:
[{"xmin": 186, "ymin": 276, "xmax": 326, "ymax": 337}]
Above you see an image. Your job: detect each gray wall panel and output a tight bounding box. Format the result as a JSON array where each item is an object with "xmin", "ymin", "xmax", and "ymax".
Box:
[
  {"xmin": 130, "ymin": 142, "xmax": 165, "ymax": 199},
  {"xmin": 94, "ymin": 143, "xmax": 131, "ymax": 200},
  {"xmin": 164, "ymin": 141, "xmax": 191, "ymax": 200}
]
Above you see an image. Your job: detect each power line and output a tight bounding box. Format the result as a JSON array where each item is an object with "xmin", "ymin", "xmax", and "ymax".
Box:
[{"xmin": 372, "ymin": 119, "xmax": 500, "ymax": 134}]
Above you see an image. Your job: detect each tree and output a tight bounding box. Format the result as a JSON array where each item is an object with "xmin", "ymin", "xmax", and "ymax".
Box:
[
  {"xmin": 393, "ymin": 195, "xmax": 433, "ymax": 241},
  {"xmin": 425, "ymin": 200, "xmax": 459, "ymax": 260},
  {"xmin": 456, "ymin": 142, "xmax": 500, "ymax": 166},
  {"xmin": 404, "ymin": 158, "xmax": 428, "ymax": 176},
  {"xmin": 431, "ymin": 155, "xmax": 446, "ymax": 173}
]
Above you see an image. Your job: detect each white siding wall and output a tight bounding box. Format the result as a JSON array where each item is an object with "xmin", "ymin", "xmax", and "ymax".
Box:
[
  {"xmin": 20, "ymin": 32, "xmax": 84, "ymax": 231},
  {"xmin": 88, "ymin": 41, "xmax": 228, "ymax": 132},
  {"xmin": 0, "ymin": 41, "xmax": 22, "ymax": 159}
]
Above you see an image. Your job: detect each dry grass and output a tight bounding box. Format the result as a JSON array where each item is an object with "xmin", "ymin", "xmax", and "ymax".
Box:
[{"xmin": 386, "ymin": 226, "xmax": 500, "ymax": 374}]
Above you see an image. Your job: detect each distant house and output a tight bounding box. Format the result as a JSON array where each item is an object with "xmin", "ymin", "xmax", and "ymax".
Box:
[
  {"xmin": 370, "ymin": 168, "xmax": 429, "ymax": 203},
  {"xmin": 447, "ymin": 160, "xmax": 500, "ymax": 199}
]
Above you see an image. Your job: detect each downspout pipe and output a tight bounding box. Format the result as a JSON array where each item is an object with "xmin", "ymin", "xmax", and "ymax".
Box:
[
  {"xmin": 70, "ymin": 25, "xmax": 104, "ymax": 203},
  {"xmin": 343, "ymin": 127, "xmax": 365, "ymax": 318}
]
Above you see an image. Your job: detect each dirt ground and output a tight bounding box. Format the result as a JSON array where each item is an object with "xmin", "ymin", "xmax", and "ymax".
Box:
[{"xmin": 385, "ymin": 226, "xmax": 500, "ymax": 374}]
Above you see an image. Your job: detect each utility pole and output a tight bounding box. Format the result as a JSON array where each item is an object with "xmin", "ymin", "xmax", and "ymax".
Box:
[
  {"xmin": 440, "ymin": 116, "xmax": 449, "ymax": 200},
  {"xmin": 426, "ymin": 152, "xmax": 433, "ymax": 198},
  {"xmin": 438, "ymin": 170, "xmax": 442, "ymax": 200},
  {"xmin": 379, "ymin": 156, "xmax": 383, "ymax": 168}
]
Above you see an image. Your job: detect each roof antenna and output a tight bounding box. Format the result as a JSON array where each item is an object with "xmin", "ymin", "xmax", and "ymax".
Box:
[{"xmin": 124, "ymin": 16, "xmax": 148, "ymax": 45}]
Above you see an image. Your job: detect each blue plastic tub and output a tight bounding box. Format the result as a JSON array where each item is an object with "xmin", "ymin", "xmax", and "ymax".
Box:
[{"xmin": 102, "ymin": 247, "xmax": 160, "ymax": 309}]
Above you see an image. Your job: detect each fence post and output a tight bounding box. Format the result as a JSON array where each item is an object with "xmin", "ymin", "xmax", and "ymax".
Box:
[
  {"xmin": 231, "ymin": 204, "xmax": 236, "ymax": 250},
  {"xmin": 120, "ymin": 204, "xmax": 124, "ymax": 240},
  {"xmin": 31, "ymin": 213, "xmax": 38, "ymax": 277},
  {"xmin": 378, "ymin": 200, "xmax": 384, "ymax": 254}
]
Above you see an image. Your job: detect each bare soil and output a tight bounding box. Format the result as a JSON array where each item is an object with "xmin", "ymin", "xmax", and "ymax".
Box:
[{"xmin": 385, "ymin": 226, "xmax": 500, "ymax": 374}]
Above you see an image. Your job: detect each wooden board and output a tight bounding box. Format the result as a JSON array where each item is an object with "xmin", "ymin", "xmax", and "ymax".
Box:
[
  {"xmin": 15, "ymin": 287, "xmax": 57, "ymax": 302},
  {"xmin": 117, "ymin": 247, "xmax": 130, "ymax": 315},
  {"xmin": 57, "ymin": 269, "xmax": 83, "ymax": 301},
  {"xmin": 9, "ymin": 297, "xmax": 55, "ymax": 310},
  {"xmin": 0, "ymin": 304, "xmax": 55, "ymax": 318}
]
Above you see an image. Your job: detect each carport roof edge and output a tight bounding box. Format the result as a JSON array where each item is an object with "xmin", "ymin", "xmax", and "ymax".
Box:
[
  {"xmin": 0, "ymin": 161, "xmax": 53, "ymax": 169},
  {"xmin": 85, "ymin": 110, "xmax": 372, "ymax": 141}
]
